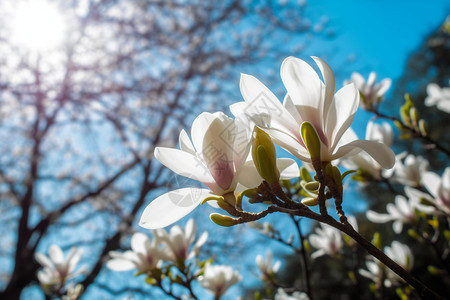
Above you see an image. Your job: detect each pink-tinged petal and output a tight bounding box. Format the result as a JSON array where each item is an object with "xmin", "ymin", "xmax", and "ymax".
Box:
[
  {"xmin": 240, "ymin": 74, "xmax": 299, "ymax": 135},
  {"xmin": 154, "ymin": 147, "xmax": 213, "ymax": 184},
  {"xmin": 283, "ymin": 94, "xmax": 303, "ymax": 125},
  {"xmin": 422, "ymin": 172, "xmax": 441, "ymax": 198},
  {"xmin": 276, "ymin": 158, "xmax": 300, "ymax": 179},
  {"xmin": 327, "ymin": 84, "xmax": 359, "ymax": 151},
  {"xmin": 139, "ymin": 188, "xmax": 213, "ymax": 229},
  {"xmin": 179, "ymin": 130, "xmax": 195, "ymax": 155},
  {"xmin": 333, "ymin": 139, "xmax": 395, "ymax": 169},
  {"xmin": 312, "ymin": 56, "xmax": 335, "ymax": 120},
  {"xmin": 281, "ymin": 56, "xmax": 322, "ymax": 109}
]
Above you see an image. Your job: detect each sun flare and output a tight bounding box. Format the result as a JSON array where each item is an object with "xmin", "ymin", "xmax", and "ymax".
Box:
[{"xmin": 11, "ymin": 0, "xmax": 66, "ymax": 51}]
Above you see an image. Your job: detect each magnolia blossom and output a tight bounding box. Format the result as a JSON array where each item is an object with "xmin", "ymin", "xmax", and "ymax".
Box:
[
  {"xmin": 107, "ymin": 232, "xmax": 166, "ymax": 273},
  {"xmin": 342, "ymin": 121, "xmax": 393, "ymax": 180},
  {"xmin": 256, "ymin": 250, "xmax": 281, "ymax": 281},
  {"xmin": 308, "ymin": 223, "xmax": 343, "ymax": 259},
  {"xmin": 140, "ymin": 112, "xmax": 298, "ymax": 229},
  {"xmin": 387, "ymin": 152, "xmax": 429, "ymax": 187},
  {"xmin": 366, "ymin": 188, "xmax": 424, "ymax": 233},
  {"xmin": 421, "ymin": 168, "xmax": 450, "ymax": 216},
  {"xmin": 232, "ymin": 56, "xmax": 394, "ymax": 168},
  {"xmin": 35, "ymin": 245, "xmax": 86, "ymax": 292},
  {"xmin": 344, "ymin": 72, "xmax": 391, "ymax": 110},
  {"xmin": 154, "ymin": 218, "xmax": 208, "ymax": 264},
  {"xmin": 198, "ymin": 263, "xmax": 241, "ymax": 298},
  {"xmin": 424, "ymin": 83, "xmax": 450, "ymax": 113},
  {"xmin": 275, "ymin": 288, "xmax": 310, "ymax": 300},
  {"xmin": 359, "ymin": 241, "xmax": 413, "ymax": 288}
]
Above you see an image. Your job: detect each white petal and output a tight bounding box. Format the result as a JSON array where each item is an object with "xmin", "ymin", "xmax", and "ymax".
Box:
[
  {"xmin": 393, "ymin": 221, "xmax": 403, "ymax": 234},
  {"xmin": 154, "ymin": 147, "xmax": 213, "ymax": 183},
  {"xmin": 237, "ymin": 160, "xmax": 263, "ymax": 188},
  {"xmin": 327, "ymin": 84, "xmax": 359, "ymax": 151},
  {"xmin": 179, "ymin": 130, "xmax": 195, "ymax": 155},
  {"xmin": 333, "ymin": 139, "xmax": 395, "ymax": 169},
  {"xmin": 106, "ymin": 257, "xmax": 136, "ymax": 271},
  {"xmin": 131, "ymin": 232, "xmax": 148, "ymax": 255},
  {"xmin": 281, "ymin": 57, "xmax": 322, "ymax": 109},
  {"xmin": 376, "ymin": 78, "xmax": 391, "ymax": 97},
  {"xmin": 276, "ymin": 158, "xmax": 300, "ymax": 179},
  {"xmin": 49, "ymin": 245, "xmax": 64, "ymax": 265},
  {"xmin": 366, "ymin": 210, "xmax": 393, "ymax": 223},
  {"xmin": 191, "ymin": 112, "xmax": 219, "ymax": 152},
  {"xmin": 263, "ymin": 127, "xmax": 311, "ymax": 162},
  {"xmin": 437, "ymin": 101, "xmax": 450, "ymax": 113},
  {"xmin": 422, "ymin": 172, "xmax": 441, "ymax": 199},
  {"xmin": 139, "ymin": 188, "xmax": 213, "ymax": 229},
  {"xmin": 35, "ymin": 253, "xmax": 54, "ymax": 270},
  {"xmin": 312, "ymin": 56, "xmax": 335, "ymax": 121}
]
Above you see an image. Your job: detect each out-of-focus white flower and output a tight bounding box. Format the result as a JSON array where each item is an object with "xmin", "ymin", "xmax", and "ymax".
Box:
[
  {"xmin": 344, "ymin": 72, "xmax": 391, "ymax": 110},
  {"xmin": 359, "ymin": 241, "xmax": 413, "ymax": 288},
  {"xmin": 198, "ymin": 263, "xmax": 241, "ymax": 298},
  {"xmin": 424, "ymin": 83, "xmax": 450, "ymax": 113},
  {"xmin": 35, "ymin": 245, "xmax": 86, "ymax": 292},
  {"xmin": 106, "ymin": 232, "xmax": 166, "ymax": 273},
  {"xmin": 387, "ymin": 152, "xmax": 429, "ymax": 187},
  {"xmin": 421, "ymin": 167, "xmax": 450, "ymax": 216},
  {"xmin": 309, "ymin": 223, "xmax": 343, "ymax": 259},
  {"xmin": 140, "ymin": 112, "xmax": 299, "ymax": 229},
  {"xmin": 154, "ymin": 218, "xmax": 208, "ymax": 264},
  {"xmin": 275, "ymin": 288, "xmax": 310, "ymax": 300},
  {"xmin": 366, "ymin": 188, "xmax": 424, "ymax": 233},
  {"xmin": 256, "ymin": 250, "xmax": 281, "ymax": 281},
  {"xmin": 342, "ymin": 121, "xmax": 393, "ymax": 180},
  {"xmin": 232, "ymin": 56, "xmax": 394, "ymax": 168}
]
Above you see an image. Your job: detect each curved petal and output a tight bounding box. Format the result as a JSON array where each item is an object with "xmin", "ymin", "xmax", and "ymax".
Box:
[
  {"xmin": 240, "ymin": 74, "xmax": 299, "ymax": 135},
  {"xmin": 131, "ymin": 232, "xmax": 148, "ymax": 255},
  {"xmin": 139, "ymin": 188, "xmax": 213, "ymax": 229},
  {"xmin": 327, "ymin": 83, "xmax": 359, "ymax": 151},
  {"xmin": 35, "ymin": 253, "xmax": 54, "ymax": 270},
  {"xmin": 312, "ymin": 56, "xmax": 335, "ymax": 121},
  {"xmin": 191, "ymin": 112, "xmax": 218, "ymax": 152},
  {"xmin": 281, "ymin": 57, "xmax": 322, "ymax": 109},
  {"xmin": 179, "ymin": 130, "xmax": 195, "ymax": 155},
  {"xmin": 49, "ymin": 245, "xmax": 64, "ymax": 265},
  {"xmin": 366, "ymin": 210, "xmax": 393, "ymax": 223},
  {"xmin": 237, "ymin": 161, "xmax": 263, "ymax": 188},
  {"xmin": 422, "ymin": 172, "xmax": 441, "ymax": 198},
  {"xmin": 154, "ymin": 147, "xmax": 213, "ymax": 184},
  {"xmin": 262, "ymin": 127, "xmax": 311, "ymax": 162},
  {"xmin": 106, "ymin": 257, "xmax": 136, "ymax": 271},
  {"xmin": 276, "ymin": 158, "xmax": 300, "ymax": 179},
  {"xmin": 333, "ymin": 139, "xmax": 395, "ymax": 169}
]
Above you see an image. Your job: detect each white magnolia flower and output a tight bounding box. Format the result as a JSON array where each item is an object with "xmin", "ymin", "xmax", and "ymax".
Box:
[
  {"xmin": 388, "ymin": 152, "xmax": 429, "ymax": 187},
  {"xmin": 366, "ymin": 188, "xmax": 424, "ymax": 233},
  {"xmin": 342, "ymin": 121, "xmax": 393, "ymax": 180},
  {"xmin": 198, "ymin": 263, "xmax": 241, "ymax": 298},
  {"xmin": 232, "ymin": 56, "xmax": 394, "ymax": 168},
  {"xmin": 107, "ymin": 232, "xmax": 166, "ymax": 273},
  {"xmin": 154, "ymin": 218, "xmax": 208, "ymax": 264},
  {"xmin": 424, "ymin": 83, "xmax": 450, "ymax": 113},
  {"xmin": 344, "ymin": 72, "xmax": 391, "ymax": 110},
  {"xmin": 35, "ymin": 245, "xmax": 86, "ymax": 291},
  {"xmin": 309, "ymin": 223, "xmax": 343, "ymax": 259},
  {"xmin": 256, "ymin": 250, "xmax": 281, "ymax": 281},
  {"xmin": 422, "ymin": 167, "xmax": 450, "ymax": 216},
  {"xmin": 275, "ymin": 288, "xmax": 310, "ymax": 300},
  {"xmin": 359, "ymin": 241, "xmax": 413, "ymax": 288},
  {"xmin": 140, "ymin": 112, "xmax": 299, "ymax": 229}
]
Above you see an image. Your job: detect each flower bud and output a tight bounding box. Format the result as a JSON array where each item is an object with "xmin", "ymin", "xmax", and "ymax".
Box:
[
  {"xmin": 300, "ymin": 122, "xmax": 321, "ymax": 159},
  {"xmin": 300, "ymin": 166, "xmax": 313, "ymax": 182},
  {"xmin": 303, "ymin": 181, "xmax": 320, "ymax": 192},
  {"xmin": 252, "ymin": 127, "xmax": 280, "ymax": 184},
  {"xmin": 301, "ymin": 197, "xmax": 318, "ymax": 206},
  {"xmin": 210, "ymin": 213, "xmax": 240, "ymax": 227},
  {"xmin": 418, "ymin": 119, "xmax": 427, "ymax": 136}
]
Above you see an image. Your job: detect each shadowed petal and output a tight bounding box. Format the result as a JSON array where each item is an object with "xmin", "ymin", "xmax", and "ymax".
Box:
[{"xmin": 333, "ymin": 139, "xmax": 395, "ymax": 169}]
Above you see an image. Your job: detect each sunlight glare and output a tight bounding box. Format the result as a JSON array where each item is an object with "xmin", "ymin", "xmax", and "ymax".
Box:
[{"xmin": 11, "ymin": 0, "xmax": 66, "ymax": 51}]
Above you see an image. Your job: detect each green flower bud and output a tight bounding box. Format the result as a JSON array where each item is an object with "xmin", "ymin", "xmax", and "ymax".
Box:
[
  {"xmin": 210, "ymin": 213, "xmax": 240, "ymax": 227},
  {"xmin": 300, "ymin": 122, "xmax": 321, "ymax": 159},
  {"xmin": 418, "ymin": 119, "xmax": 427, "ymax": 136},
  {"xmin": 409, "ymin": 107, "xmax": 419, "ymax": 127},
  {"xmin": 407, "ymin": 229, "xmax": 420, "ymax": 240},
  {"xmin": 300, "ymin": 166, "xmax": 313, "ymax": 182},
  {"xmin": 252, "ymin": 127, "xmax": 280, "ymax": 184},
  {"xmin": 372, "ymin": 232, "xmax": 381, "ymax": 250},
  {"xmin": 303, "ymin": 181, "xmax": 320, "ymax": 192},
  {"xmin": 301, "ymin": 197, "xmax": 318, "ymax": 206},
  {"xmin": 428, "ymin": 265, "xmax": 445, "ymax": 275}
]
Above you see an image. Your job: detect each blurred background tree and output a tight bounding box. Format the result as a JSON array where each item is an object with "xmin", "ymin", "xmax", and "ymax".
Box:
[{"xmin": 0, "ymin": 0, "xmax": 331, "ymax": 298}]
